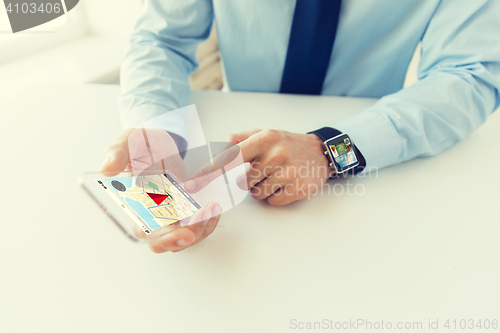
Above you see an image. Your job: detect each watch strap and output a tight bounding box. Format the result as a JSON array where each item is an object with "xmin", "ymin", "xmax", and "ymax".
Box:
[{"xmin": 308, "ymin": 127, "xmax": 342, "ymax": 143}]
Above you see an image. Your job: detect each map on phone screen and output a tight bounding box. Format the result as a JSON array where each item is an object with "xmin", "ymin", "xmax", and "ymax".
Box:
[{"xmin": 102, "ymin": 174, "xmax": 201, "ymax": 232}]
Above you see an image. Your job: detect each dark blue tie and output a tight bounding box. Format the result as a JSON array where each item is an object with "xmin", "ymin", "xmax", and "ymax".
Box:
[{"xmin": 280, "ymin": 0, "xmax": 342, "ymax": 95}]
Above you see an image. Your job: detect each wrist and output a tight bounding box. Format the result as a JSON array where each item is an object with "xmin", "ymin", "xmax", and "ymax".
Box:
[
  {"xmin": 306, "ymin": 133, "xmax": 325, "ymax": 154},
  {"xmin": 306, "ymin": 133, "xmax": 335, "ymax": 178}
]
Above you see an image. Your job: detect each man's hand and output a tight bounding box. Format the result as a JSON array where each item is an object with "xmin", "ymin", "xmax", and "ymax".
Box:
[
  {"xmin": 229, "ymin": 129, "xmax": 332, "ymax": 206},
  {"xmin": 100, "ymin": 127, "xmax": 184, "ymax": 178},
  {"xmin": 100, "ymin": 128, "xmax": 221, "ymax": 253}
]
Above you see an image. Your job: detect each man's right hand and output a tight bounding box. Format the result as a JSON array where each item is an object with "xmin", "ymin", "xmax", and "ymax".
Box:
[{"xmin": 100, "ymin": 128, "xmax": 222, "ymax": 253}]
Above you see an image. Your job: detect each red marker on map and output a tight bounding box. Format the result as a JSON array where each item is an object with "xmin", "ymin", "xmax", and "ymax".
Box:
[{"xmin": 146, "ymin": 193, "xmax": 169, "ymax": 205}]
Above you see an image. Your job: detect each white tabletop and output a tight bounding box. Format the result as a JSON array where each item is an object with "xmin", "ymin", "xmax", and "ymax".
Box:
[{"xmin": 1, "ymin": 84, "xmax": 499, "ymax": 333}]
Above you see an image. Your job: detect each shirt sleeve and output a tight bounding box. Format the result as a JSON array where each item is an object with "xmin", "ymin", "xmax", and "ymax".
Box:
[
  {"xmin": 331, "ymin": 0, "xmax": 500, "ymax": 171},
  {"xmin": 118, "ymin": 0, "xmax": 214, "ymax": 145}
]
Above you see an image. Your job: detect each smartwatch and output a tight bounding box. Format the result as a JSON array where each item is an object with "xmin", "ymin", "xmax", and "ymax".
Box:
[{"xmin": 308, "ymin": 127, "xmax": 366, "ymax": 176}]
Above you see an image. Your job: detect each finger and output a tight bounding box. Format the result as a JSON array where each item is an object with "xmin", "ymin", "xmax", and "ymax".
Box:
[
  {"xmin": 149, "ymin": 203, "xmax": 222, "ymax": 253},
  {"xmin": 234, "ymin": 160, "xmax": 266, "ymax": 190},
  {"xmin": 239, "ymin": 145, "xmax": 291, "ymax": 190},
  {"xmin": 237, "ymin": 132, "xmax": 267, "ymax": 162},
  {"xmin": 148, "ymin": 208, "xmax": 208, "ymax": 254},
  {"xmin": 140, "ymin": 127, "xmax": 180, "ymax": 165},
  {"xmin": 178, "ymin": 202, "xmax": 221, "ymax": 244},
  {"xmin": 267, "ymin": 185, "xmax": 305, "ymax": 206},
  {"xmin": 201, "ymin": 214, "xmax": 221, "ymax": 239},
  {"xmin": 184, "ymin": 144, "xmax": 245, "ymax": 193},
  {"xmin": 186, "ymin": 204, "xmax": 222, "ymax": 251},
  {"xmin": 128, "ymin": 127, "xmax": 165, "ymax": 176},
  {"xmin": 100, "ymin": 129, "xmax": 134, "ymax": 176},
  {"xmin": 173, "ymin": 204, "xmax": 222, "ymax": 253},
  {"xmin": 250, "ymin": 176, "xmax": 288, "ymax": 200},
  {"xmin": 140, "ymin": 152, "xmax": 188, "ymax": 181},
  {"xmin": 171, "ymin": 214, "xmax": 221, "ymax": 253},
  {"xmin": 204, "ymin": 203, "xmax": 222, "ymax": 234},
  {"xmin": 227, "ymin": 129, "xmax": 262, "ymax": 144},
  {"xmin": 185, "ymin": 130, "xmax": 270, "ymax": 193},
  {"xmin": 185, "ymin": 131, "xmax": 270, "ymax": 193},
  {"xmin": 179, "ymin": 203, "xmax": 212, "ymax": 227},
  {"xmin": 148, "ymin": 227, "xmax": 197, "ymax": 254}
]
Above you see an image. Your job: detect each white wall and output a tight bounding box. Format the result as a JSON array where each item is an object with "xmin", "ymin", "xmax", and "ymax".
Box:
[{"xmin": 82, "ymin": 0, "xmax": 143, "ymax": 39}]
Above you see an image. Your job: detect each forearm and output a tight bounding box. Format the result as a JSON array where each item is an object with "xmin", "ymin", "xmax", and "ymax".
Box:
[
  {"xmin": 118, "ymin": 0, "xmax": 213, "ymax": 133},
  {"xmin": 333, "ymin": 66, "xmax": 499, "ymax": 170},
  {"xmin": 333, "ymin": 0, "xmax": 500, "ymax": 171}
]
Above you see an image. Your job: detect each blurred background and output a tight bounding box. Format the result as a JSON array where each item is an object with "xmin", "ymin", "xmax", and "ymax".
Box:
[{"xmin": 0, "ymin": 0, "xmax": 419, "ymax": 106}]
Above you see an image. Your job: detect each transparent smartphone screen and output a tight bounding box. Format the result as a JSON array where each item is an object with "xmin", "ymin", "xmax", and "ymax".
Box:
[{"xmin": 96, "ymin": 174, "xmax": 201, "ymax": 235}]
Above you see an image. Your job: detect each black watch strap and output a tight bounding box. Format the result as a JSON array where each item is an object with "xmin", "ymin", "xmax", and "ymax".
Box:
[
  {"xmin": 308, "ymin": 127, "xmax": 366, "ymax": 176},
  {"xmin": 308, "ymin": 127, "xmax": 342, "ymax": 142}
]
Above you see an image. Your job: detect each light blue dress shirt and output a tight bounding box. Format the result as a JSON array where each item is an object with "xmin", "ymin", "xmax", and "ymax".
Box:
[{"xmin": 119, "ymin": 0, "xmax": 500, "ymax": 171}]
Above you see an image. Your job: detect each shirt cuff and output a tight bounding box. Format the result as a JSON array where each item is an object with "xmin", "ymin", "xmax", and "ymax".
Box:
[{"xmin": 332, "ymin": 110, "xmax": 403, "ymax": 171}]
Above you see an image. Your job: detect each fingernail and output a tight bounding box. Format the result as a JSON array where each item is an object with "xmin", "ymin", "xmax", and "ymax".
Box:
[
  {"xmin": 176, "ymin": 239, "xmax": 193, "ymax": 247},
  {"xmin": 184, "ymin": 180, "xmax": 196, "ymax": 192},
  {"xmin": 212, "ymin": 204, "xmax": 222, "ymax": 216}
]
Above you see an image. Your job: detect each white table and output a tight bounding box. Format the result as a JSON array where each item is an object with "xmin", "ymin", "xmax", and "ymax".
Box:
[{"xmin": 1, "ymin": 84, "xmax": 499, "ymax": 333}]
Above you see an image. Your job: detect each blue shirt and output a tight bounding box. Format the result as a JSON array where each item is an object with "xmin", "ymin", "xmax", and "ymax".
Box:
[{"xmin": 119, "ymin": 0, "xmax": 500, "ymax": 171}]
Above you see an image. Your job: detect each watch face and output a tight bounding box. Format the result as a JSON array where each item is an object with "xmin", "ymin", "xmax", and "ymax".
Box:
[{"xmin": 326, "ymin": 134, "xmax": 359, "ymax": 173}]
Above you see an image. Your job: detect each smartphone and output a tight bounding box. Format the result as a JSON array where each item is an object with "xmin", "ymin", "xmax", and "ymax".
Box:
[{"xmin": 79, "ymin": 172, "xmax": 203, "ymax": 242}]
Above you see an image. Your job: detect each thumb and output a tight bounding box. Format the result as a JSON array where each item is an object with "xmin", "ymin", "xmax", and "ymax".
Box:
[
  {"xmin": 226, "ymin": 129, "xmax": 262, "ymax": 144},
  {"xmin": 100, "ymin": 130, "xmax": 133, "ymax": 176},
  {"xmin": 100, "ymin": 147, "xmax": 129, "ymax": 177}
]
